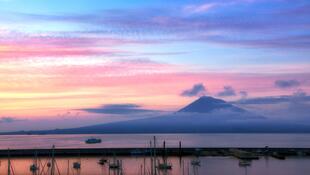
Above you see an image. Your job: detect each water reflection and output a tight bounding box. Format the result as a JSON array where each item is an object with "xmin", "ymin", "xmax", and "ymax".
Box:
[{"xmin": 0, "ymin": 156, "xmax": 310, "ymax": 175}]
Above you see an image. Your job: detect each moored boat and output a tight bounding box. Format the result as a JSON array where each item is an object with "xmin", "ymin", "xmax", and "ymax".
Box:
[
  {"xmin": 239, "ymin": 160, "xmax": 251, "ymax": 167},
  {"xmin": 98, "ymin": 158, "xmax": 108, "ymax": 165},
  {"xmin": 85, "ymin": 138, "xmax": 101, "ymax": 144}
]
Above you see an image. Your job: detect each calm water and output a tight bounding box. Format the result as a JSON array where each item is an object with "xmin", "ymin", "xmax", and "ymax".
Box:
[
  {"xmin": 0, "ymin": 156, "xmax": 310, "ymax": 175},
  {"xmin": 0, "ymin": 134, "xmax": 310, "ymax": 149}
]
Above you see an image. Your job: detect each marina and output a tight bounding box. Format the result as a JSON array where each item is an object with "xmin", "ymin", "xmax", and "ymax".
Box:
[
  {"xmin": 1, "ymin": 134, "xmax": 310, "ymax": 174},
  {"xmin": 1, "ymin": 153, "xmax": 310, "ymax": 175},
  {"xmin": 1, "ymin": 144, "xmax": 310, "ymax": 174}
]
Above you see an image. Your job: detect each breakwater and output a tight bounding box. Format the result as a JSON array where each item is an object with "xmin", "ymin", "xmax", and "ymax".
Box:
[{"xmin": 1, "ymin": 147, "xmax": 310, "ymax": 159}]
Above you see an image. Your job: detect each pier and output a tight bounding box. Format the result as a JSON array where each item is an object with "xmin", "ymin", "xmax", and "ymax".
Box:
[{"xmin": 0, "ymin": 147, "xmax": 309, "ymax": 158}]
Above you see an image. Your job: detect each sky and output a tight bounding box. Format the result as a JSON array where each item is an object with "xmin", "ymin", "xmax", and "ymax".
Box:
[{"xmin": 0, "ymin": 0, "xmax": 310, "ymax": 131}]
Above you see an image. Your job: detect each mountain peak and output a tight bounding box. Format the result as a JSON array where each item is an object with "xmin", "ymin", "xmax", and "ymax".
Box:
[
  {"xmin": 179, "ymin": 96, "xmax": 244, "ymax": 113},
  {"xmin": 197, "ymin": 96, "xmax": 225, "ymax": 102}
]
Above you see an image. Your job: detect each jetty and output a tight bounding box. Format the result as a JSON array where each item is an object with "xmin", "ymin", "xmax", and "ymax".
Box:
[{"xmin": 0, "ymin": 147, "xmax": 309, "ymax": 158}]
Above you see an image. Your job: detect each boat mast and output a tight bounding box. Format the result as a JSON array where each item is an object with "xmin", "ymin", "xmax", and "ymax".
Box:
[
  {"xmin": 50, "ymin": 145, "xmax": 55, "ymax": 175},
  {"xmin": 182, "ymin": 160, "xmax": 185, "ymax": 175},
  {"xmin": 187, "ymin": 161, "xmax": 190, "ymax": 175},
  {"xmin": 8, "ymin": 148, "xmax": 11, "ymax": 175},
  {"xmin": 143, "ymin": 156, "xmax": 146, "ymax": 175},
  {"xmin": 150, "ymin": 140, "xmax": 153, "ymax": 175},
  {"xmin": 35, "ymin": 151, "xmax": 38, "ymax": 175},
  {"xmin": 67, "ymin": 160, "xmax": 70, "ymax": 175},
  {"xmin": 153, "ymin": 136, "xmax": 157, "ymax": 175},
  {"xmin": 163, "ymin": 140, "xmax": 166, "ymax": 165}
]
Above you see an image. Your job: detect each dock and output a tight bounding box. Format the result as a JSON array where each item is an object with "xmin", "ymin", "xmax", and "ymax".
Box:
[{"xmin": 0, "ymin": 147, "xmax": 310, "ymax": 158}]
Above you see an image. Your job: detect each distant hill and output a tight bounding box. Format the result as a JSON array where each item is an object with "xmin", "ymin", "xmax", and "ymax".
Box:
[{"xmin": 2, "ymin": 96, "xmax": 310, "ymax": 134}]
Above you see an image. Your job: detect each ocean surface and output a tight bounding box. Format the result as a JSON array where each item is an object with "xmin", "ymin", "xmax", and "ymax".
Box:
[{"xmin": 0, "ymin": 133, "xmax": 310, "ymax": 149}]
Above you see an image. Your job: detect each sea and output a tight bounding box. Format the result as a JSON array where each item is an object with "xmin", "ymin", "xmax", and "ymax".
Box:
[{"xmin": 0, "ymin": 133, "xmax": 310, "ymax": 175}]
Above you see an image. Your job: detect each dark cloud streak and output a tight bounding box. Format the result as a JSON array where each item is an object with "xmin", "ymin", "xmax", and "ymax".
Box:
[
  {"xmin": 235, "ymin": 93, "xmax": 310, "ymax": 105},
  {"xmin": 275, "ymin": 79, "xmax": 301, "ymax": 89},
  {"xmin": 0, "ymin": 117, "xmax": 23, "ymax": 123}
]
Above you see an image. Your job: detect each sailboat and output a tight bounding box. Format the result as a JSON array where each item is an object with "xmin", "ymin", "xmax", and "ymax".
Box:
[
  {"xmin": 7, "ymin": 149, "xmax": 16, "ymax": 175},
  {"xmin": 98, "ymin": 158, "xmax": 108, "ymax": 165},
  {"xmin": 109, "ymin": 154, "xmax": 121, "ymax": 170},
  {"xmin": 98, "ymin": 151, "xmax": 108, "ymax": 165},
  {"xmin": 73, "ymin": 151, "xmax": 81, "ymax": 170},
  {"xmin": 30, "ymin": 151, "xmax": 39, "ymax": 174},
  {"xmin": 108, "ymin": 154, "xmax": 123, "ymax": 175},
  {"xmin": 156, "ymin": 140, "xmax": 172, "ymax": 170},
  {"xmin": 73, "ymin": 162, "xmax": 81, "ymax": 169},
  {"xmin": 156, "ymin": 161, "xmax": 172, "ymax": 170},
  {"xmin": 30, "ymin": 164, "xmax": 39, "ymax": 172},
  {"xmin": 191, "ymin": 157, "xmax": 201, "ymax": 167}
]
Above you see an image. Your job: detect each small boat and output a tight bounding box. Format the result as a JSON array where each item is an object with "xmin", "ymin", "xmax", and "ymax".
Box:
[
  {"xmin": 30, "ymin": 151, "xmax": 39, "ymax": 173},
  {"xmin": 109, "ymin": 163, "xmax": 120, "ymax": 169},
  {"xmin": 30, "ymin": 164, "xmax": 39, "ymax": 172},
  {"xmin": 156, "ymin": 140, "xmax": 172, "ymax": 170},
  {"xmin": 271, "ymin": 152, "xmax": 286, "ymax": 160},
  {"xmin": 73, "ymin": 162, "xmax": 81, "ymax": 169},
  {"xmin": 98, "ymin": 158, "xmax": 107, "ymax": 165},
  {"xmin": 157, "ymin": 159, "xmax": 172, "ymax": 170},
  {"xmin": 191, "ymin": 159, "xmax": 201, "ymax": 166},
  {"xmin": 109, "ymin": 160, "xmax": 121, "ymax": 169},
  {"xmin": 85, "ymin": 138, "xmax": 101, "ymax": 144},
  {"xmin": 157, "ymin": 163, "xmax": 172, "ymax": 170},
  {"xmin": 239, "ymin": 160, "xmax": 251, "ymax": 167}
]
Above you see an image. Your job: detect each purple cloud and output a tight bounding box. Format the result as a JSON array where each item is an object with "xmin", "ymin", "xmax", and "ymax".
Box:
[
  {"xmin": 239, "ymin": 91, "xmax": 248, "ymax": 99},
  {"xmin": 181, "ymin": 83, "xmax": 207, "ymax": 97},
  {"xmin": 275, "ymin": 79, "xmax": 301, "ymax": 89},
  {"xmin": 3, "ymin": 1, "xmax": 310, "ymax": 50},
  {"xmin": 217, "ymin": 86, "xmax": 236, "ymax": 97}
]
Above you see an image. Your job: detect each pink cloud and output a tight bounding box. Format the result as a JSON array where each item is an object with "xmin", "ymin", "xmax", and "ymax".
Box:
[
  {"xmin": 1, "ymin": 58, "xmax": 309, "ymax": 118},
  {"xmin": 41, "ymin": 65, "xmax": 310, "ymax": 97},
  {"xmin": 0, "ymin": 33, "xmax": 163, "ymax": 59},
  {"xmin": 0, "ymin": 36, "xmax": 113, "ymax": 59}
]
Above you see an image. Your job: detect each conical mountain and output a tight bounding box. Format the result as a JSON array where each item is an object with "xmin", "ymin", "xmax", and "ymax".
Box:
[
  {"xmin": 11, "ymin": 97, "xmax": 310, "ymax": 135},
  {"xmin": 179, "ymin": 96, "xmax": 245, "ymax": 113}
]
